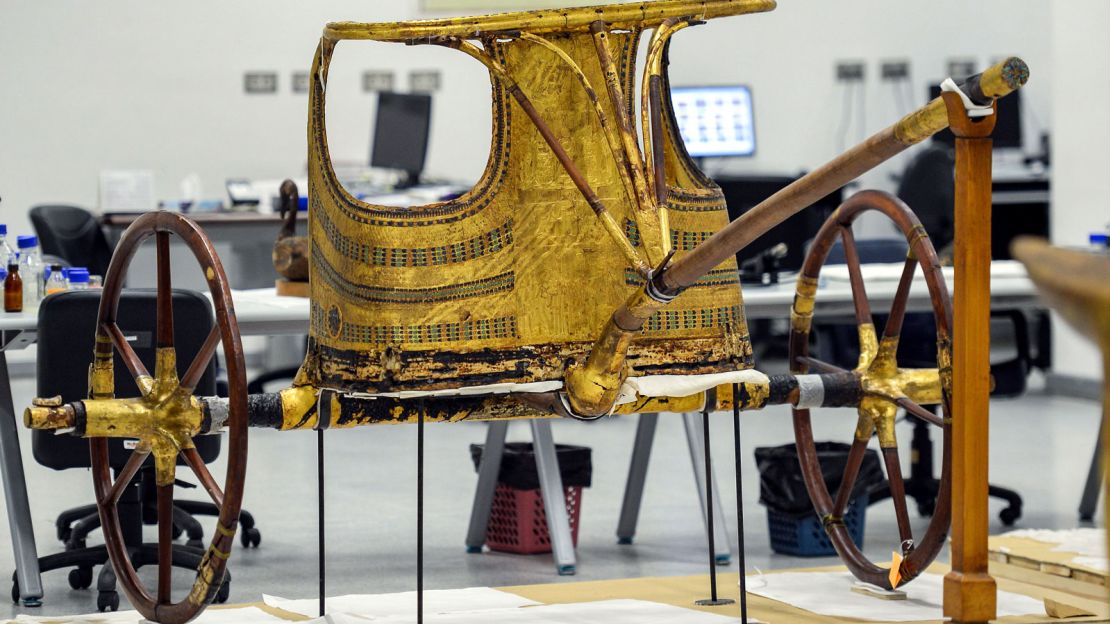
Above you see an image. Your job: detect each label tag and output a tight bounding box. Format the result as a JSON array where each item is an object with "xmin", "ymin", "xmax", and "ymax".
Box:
[{"xmin": 123, "ymin": 439, "xmax": 139, "ymax": 450}]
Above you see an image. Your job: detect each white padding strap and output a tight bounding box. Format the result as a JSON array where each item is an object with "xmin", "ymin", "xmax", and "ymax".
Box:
[
  {"xmin": 940, "ymin": 77, "xmax": 994, "ymax": 118},
  {"xmin": 794, "ymin": 374, "xmax": 826, "ymax": 409},
  {"xmin": 617, "ymin": 369, "xmax": 771, "ymax": 406}
]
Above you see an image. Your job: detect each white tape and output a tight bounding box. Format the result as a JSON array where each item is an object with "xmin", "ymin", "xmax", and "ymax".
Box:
[
  {"xmin": 940, "ymin": 77, "xmax": 994, "ymax": 118},
  {"xmin": 795, "ymin": 374, "xmax": 826, "ymax": 409}
]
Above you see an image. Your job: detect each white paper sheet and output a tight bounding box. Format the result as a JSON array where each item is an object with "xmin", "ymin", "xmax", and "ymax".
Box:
[
  {"xmin": 12, "ymin": 605, "xmax": 284, "ymax": 623},
  {"xmin": 745, "ymin": 571, "xmax": 1045, "ymax": 621},
  {"xmin": 1002, "ymin": 527, "xmax": 1108, "ymax": 571},
  {"xmin": 821, "ymin": 261, "xmax": 1027, "ymax": 283},
  {"xmin": 263, "ymin": 587, "xmax": 539, "ymax": 618},
  {"xmin": 303, "ymin": 599, "xmax": 748, "ymax": 623}
]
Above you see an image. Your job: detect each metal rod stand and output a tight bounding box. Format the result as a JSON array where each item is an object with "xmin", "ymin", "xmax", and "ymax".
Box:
[
  {"xmin": 417, "ymin": 399, "xmax": 425, "ymax": 624},
  {"xmin": 318, "ymin": 428, "xmax": 325, "ymax": 617},
  {"xmin": 732, "ymin": 384, "xmax": 749, "ymax": 623},
  {"xmin": 695, "ymin": 408, "xmax": 734, "ymax": 607}
]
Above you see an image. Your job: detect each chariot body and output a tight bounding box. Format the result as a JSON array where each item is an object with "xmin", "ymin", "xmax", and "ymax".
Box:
[{"xmin": 24, "ymin": 1, "xmax": 1029, "ymax": 622}]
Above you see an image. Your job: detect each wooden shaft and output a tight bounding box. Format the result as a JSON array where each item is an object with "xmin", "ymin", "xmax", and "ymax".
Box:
[
  {"xmin": 658, "ymin": 57, "xmax": 1028, "ymax": 294},
  {"xmin": 943, "ymin": 98, "xmax": 997, "ymax": 623},
  {"xmin": 661, "ymin": 126, "xmax": 905, "ymax": 291}
]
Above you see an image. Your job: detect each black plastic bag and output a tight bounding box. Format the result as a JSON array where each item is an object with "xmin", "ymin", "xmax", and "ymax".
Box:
[
  {"xmin": 470, "ymin": 442, "xmax": 592, "ymax": 490},
  {"xmin": 756, "ymin": 442, "xmax": 885, "ymax": 517}
]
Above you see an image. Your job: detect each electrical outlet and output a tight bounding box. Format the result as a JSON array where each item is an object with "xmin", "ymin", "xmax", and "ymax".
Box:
[
  {"xmin": 947, "ymin": 58, "xmax": 977, "ymax": 80},
  {"xmin": 291, "ymin": 71, "xmax": 310, "ymax": 94},
  {"xmin": 362, "ymin": 71, "xmax": 394, "ymax": 93},
  {"xmin": 243, "ymin": 71, "xmax": 278, "ymax": 95},
  {"xmin": 836, "ymin": 62, "xmax": 865, "ymax": 82},
  {"xmin": 880, "ymin": 60, "xmax": 909, "ymax": 80},
  {"xmin": 409, "ymin": 70, "xmax": 442, "ymax": 93}
]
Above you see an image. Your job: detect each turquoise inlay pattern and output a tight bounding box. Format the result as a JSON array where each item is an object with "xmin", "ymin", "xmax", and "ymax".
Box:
[
  {"xmin": 312, "ymin": 302, "xmax": 519, "ymax": 345},
  {"xmin": 315, "ymin": 252, "xmax": 515, "ymax": 305}
]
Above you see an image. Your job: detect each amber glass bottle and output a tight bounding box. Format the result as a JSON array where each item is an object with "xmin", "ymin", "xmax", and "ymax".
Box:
[{"xmin": 4, "ymin": 263, "xmax": 22, "ymax": 313}]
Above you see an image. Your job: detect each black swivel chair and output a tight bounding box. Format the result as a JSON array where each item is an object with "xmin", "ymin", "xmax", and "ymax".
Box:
[
  {"xmin": 27, "ymin": 289, "xmax": 259, "ymax": 612},
  {"xmin": 815, "ymin": 237, "xmax": 1024, "ymax": 526},
  {"xmin": 29, "ymin": 205, "xmax": 114, "ymax": 277}
]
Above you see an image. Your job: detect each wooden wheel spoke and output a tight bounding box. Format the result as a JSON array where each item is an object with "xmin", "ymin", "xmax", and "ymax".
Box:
[
  {"xmin": 832, "ymin": 437, "xmax": 869, "ymax": 518},
  {"xmin": 840, "ymin": 227, "xmax": 873, "ymax": 325},
  {"xmin": 182, "ymin": 447, "xmax": 224, "ymax": 508},
  {"xmin": 881, "ymin": 447, "xmax": 915, "ymax": 553},
  {"xmin": 157, "ymin": 483, "xmax": 174, "ymax": 604},
  {"xmin": 794, "ymin": 355, "xmax": 848, "ymax": 375},
  {"xmin": 103, "ymin": 322, "xmax": 151, "ymax": 388},
  {"xmin": 156, "ymin": 231, "xmax": 175, "ymax": 350},
  {"xmin": 102, "ymin": 447, "xmax": 150, "ymax": 507},
  {"xmin": 180, "ymin": 327, "xmax": 221, "ymax": 394},
  {"xmin": 883, "ymin": 254, "xmax": 918, "ymax": 340},
  {"xmin": 895, "ymin": 397, "xmax": 945, "ymax": 428}
]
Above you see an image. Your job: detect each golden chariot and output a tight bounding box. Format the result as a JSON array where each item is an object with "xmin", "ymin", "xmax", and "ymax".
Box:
[{"xmin": 24, "ymin": 1, "xmax": 1029, "ymax": 622}]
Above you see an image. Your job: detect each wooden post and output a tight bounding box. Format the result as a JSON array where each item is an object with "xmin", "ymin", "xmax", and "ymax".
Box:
[{"xmin": 941, "ymin": 92, "xmax": 998, "ymax": 623}]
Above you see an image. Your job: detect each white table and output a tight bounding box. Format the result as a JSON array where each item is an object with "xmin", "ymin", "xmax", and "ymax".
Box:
[{"xmin": 0, "ymin": 263, "xmax": 1042, "ymax": 605}]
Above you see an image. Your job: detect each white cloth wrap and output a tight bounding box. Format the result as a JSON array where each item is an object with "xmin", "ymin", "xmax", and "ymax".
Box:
[{"xmin": 794, "ymin": 374, "xmax": 825, "ymax": 409}]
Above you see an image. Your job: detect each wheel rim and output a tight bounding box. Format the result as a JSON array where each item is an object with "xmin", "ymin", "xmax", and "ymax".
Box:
[
  {"xmin": 789, "ymin": 190, "xmax": 952, "ymax": 588},
  {"xmin": 89, "ymin": 211, "xmax": 248, "ymax": 624}
]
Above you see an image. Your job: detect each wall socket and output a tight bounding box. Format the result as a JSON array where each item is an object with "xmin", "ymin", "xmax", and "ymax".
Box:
[
  {"xmin": 836, "ymin": 61, "xmax": 865, "ymax": 82},
  {"xmin": 409, "ymin": 70, "xmax": 442, "ymax": 92},
  {"xmin": 947, "ymin": 58, "xmax": 977, "ymax": 80},
  {"xmin": 880, "ymin": 60, "xmax": 910, "ymax": 80},
  {"xmin": 362, "ymin": 71, "xmax": 394, "ymax": 93},
  {"xmin": 291, "ymin": 71, "xmax": 310, "ymax": 94},
  {"xmin": 243, "ymin": 71, "xmax": 278, "ymax": 94}
]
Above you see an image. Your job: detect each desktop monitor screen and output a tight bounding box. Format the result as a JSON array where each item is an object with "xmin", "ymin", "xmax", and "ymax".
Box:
[
  {"xmin": 670, "ymin": 85, "xmax": 755, "ymax": 158},
  {"xmin": 370, "ymin": 91, "xmax": 433, "ymax": 184},
  {"xmin": 928, "ymin": 84, "xmax": 1021, "ymax": 149}
]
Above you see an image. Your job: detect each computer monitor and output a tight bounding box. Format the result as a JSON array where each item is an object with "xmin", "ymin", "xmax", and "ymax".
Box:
[
  {"xmin": 370, "ymin": 91, "xmax": 433, "ymax": 188},
  {"xmin": 670, "ymin": 85, "xmax": 755, "ymax": 158},
  {"xmin": 928, "ymin": 84, "xmax": 1022, "ymax": 149}
]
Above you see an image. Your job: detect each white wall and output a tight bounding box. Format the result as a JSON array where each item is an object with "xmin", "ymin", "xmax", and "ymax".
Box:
[
  {"xmin": 1, "ymin": 0, "xmax": 1052, "ymax": 238},
  {"xmin": 1048, "ymin": 0, "xmax": 1109, "ymax": 383}
]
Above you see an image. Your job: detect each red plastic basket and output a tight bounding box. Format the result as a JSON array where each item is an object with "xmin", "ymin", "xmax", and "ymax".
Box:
[{"xmin": 485, "ymin": 483, "xmax": 582, "ymax": 554}]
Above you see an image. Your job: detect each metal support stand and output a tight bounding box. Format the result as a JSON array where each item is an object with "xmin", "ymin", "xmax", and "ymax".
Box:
[
  {"xmin": 732, "ymin": 385, "xmax": 749, "ymax": 623},
  {"xmin": 317, "ymin": 428, "xmax": 325, "ymax": 617},
  {"xmin": 1079, "ymin": 419, "xmax": 1103, "ymax": 522},
  {"xmin": 682, "ymin": 412, "xmax": 733, "ymax": 565},
  {"xmin": 616, "ymin": 413, "xmax": 659, "ymax": 544},
  {"xmin": 695, "ymin": 409, "xmax": 734, "ymax": 607},
  {"xmin": 465, "ymin": 421, "xmax": 510, "ymax": 552},
  {"xmin": 417, "ymin": 400, "xmax": 425, "ymax": 624},
  {"xmin": 0, "ymin": 351, "xmax": 43, "ymax": 606},
  {"xmin": 530, "ymin": 420, "xmax": 577, "ymax": 575}
]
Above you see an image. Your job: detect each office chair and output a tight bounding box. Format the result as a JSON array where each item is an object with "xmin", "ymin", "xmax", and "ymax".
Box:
[
  {"xmin": 29, "ymin": 204, "xmax": 114, "ymax": 276},
  {"xmin": 25, "ymin": 289, "xmax": 260, "ymax": 612},
  {"xmin": 896, "ymin": 145, "xmax": 1041, "ymax": 395},
  {"xmin": 815, "ymin": 237, "xmax": 1023, "ymax": 525}
]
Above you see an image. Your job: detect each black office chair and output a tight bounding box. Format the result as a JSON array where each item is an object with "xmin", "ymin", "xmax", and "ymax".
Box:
[
  {"xmin": 896, "ymin": 145, "xmax": 1043, "ymax": 394},
  {"xmin": 26, "ymin": 289, "xmax": 259, "ymax": 612},
  {"xmin": 815, "ymin": 237, "xmax": 1024, "ymax": 526},
  {"xmin": 29, "ymin": 205, "xmax": 114, "ymax": 276}
]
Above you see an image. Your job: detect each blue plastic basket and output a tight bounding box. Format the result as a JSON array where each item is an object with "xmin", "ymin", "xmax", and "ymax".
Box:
[{"xmin": 767, "ymin": 495, "xmax": 868, "ymax": 557}]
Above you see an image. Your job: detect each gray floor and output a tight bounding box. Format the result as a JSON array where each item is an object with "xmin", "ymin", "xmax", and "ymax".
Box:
[{"xmin": 0, "ymin": 367, "xmax": 1102, "ymax": 618}]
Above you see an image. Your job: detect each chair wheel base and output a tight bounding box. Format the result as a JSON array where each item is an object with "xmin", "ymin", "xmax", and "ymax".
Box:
[
  {"xmin": 21, "ymin": 597, "xmax": 43, "ymax": 608},
  {"xmin": 240, "ymin": 527, "xmax": 262, "ymax": 548},
  {"xmin": 68, "ymin": 566, "xmax": 94, "ymax": 590},
  {"xmin": 97, "ymin": 590, "xmax": 119, "ymax": 613},
  {"xmin": 557, "ymin": 565, "xmax": 576, "ymax": 576},
  {"xmin": 465, "ymin": 545, "xmax": 483, "ymax": 554},
  {"xmin": 617, "ymin": 537, "xmax": 633, "ymax": 545},
  {"xmin": 715, "ymin": 554, "xmax": 731, "ymax": 566}
]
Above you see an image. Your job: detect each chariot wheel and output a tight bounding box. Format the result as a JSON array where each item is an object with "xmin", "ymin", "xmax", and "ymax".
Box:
[
  {"xmin": 90, "ymin": 212, "xmax": 247, "ymax": 623},
  {"xmin": 789, "ymin": 190, "xmax": 952, "ymax": 588}
]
